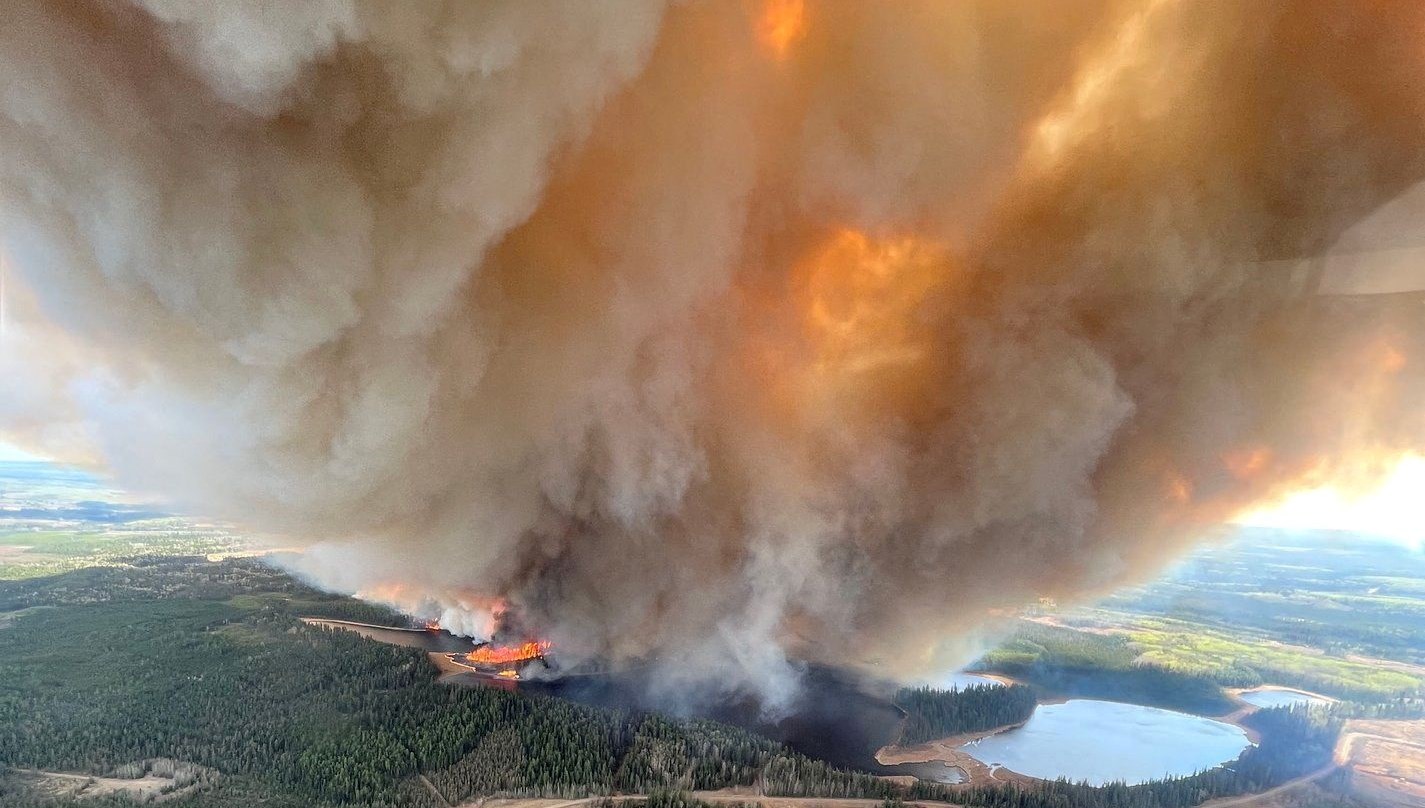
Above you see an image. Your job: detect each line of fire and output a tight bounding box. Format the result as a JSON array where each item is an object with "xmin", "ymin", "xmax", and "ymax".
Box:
[{"xmin": 422, "ymin": 621, "xmax": 553, "ymax": 682}]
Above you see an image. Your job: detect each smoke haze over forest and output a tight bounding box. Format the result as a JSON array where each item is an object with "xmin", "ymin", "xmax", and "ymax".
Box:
[{"xmin": 1, "ymin": 1, "xmax": 1424, "ymax": 705}]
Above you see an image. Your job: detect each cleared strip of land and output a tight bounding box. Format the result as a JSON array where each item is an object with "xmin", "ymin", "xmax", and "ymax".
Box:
[{"xmin": 1335, "ymin": 719, "xmax": 1425, "ymax": 807}]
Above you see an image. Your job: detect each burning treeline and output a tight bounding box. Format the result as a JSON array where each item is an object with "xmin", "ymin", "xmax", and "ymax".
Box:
[
  {"xmin": 466, "ymin": 641, "xmax": 552, "ymax": 668},
  {"xmin": 1, "ymin": 1, "xmax": 1424, "ymax": 705}
]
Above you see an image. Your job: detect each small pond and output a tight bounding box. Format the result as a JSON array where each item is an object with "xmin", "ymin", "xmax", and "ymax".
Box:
[
  {"xmin": 1237, "ymin": 687, "xmax": 1331, "ymax": 709},
  {"xmin": 961, "ymin": 699, "xmax": 1251, "ymax": 786}
]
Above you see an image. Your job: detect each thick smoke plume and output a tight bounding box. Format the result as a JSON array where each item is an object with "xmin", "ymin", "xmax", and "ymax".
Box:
[{"xmin": 3, "ymin": 1, "xmax": 1424, "ymax": 705}]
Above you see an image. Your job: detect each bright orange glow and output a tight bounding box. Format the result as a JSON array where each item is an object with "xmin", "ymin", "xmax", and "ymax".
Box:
[
  {"xmin": 737, "ymin": 228, "xmax": 950, "ymax": 430},
  {"xmin": 353, "ymin": 586, "xmax": 505, "ymax": 639},
  {"xmin": 757, "ymin": 0, "xmax": 807, "ymax": 60},
  {"xmin": 357, "ymin": 582, "xmax": 413, "ymax": 603},
  {"xmin": 465, "ymin": 640, "xmax": 552, "ymax": 667},
  {"xmin": 1379, "ymin": 343, "xmax": 1407, "ymax": 374},
  {"xmin": 1164, "ymin": 470, "xmax": 1193, "ymax": 504},
  {"xmin": 799, "ymin": 229, "xmax": 946, "ymax": 379},
  {"xmin": 1223, "ymin": 446, "xmax": 1272, "ymax": 481},
  {"xmin": 1031, "ymin": 0, "xmax": 1173, "ymax": 164},
  {"xmin": 1236, "ymin": 454, "xmax": 1425, "ymax": 547}
]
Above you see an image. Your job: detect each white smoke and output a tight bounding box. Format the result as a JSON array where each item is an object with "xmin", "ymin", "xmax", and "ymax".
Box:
[{"xmin": 2, "ymin": 0, "xmax": 1424, "ymax": 707}]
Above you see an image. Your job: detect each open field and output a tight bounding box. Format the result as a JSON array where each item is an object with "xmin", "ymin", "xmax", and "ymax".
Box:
[
  {"xmin": 0, "ymin": 524, "xmax": 246, "ymax": 580},
  {"xmin": 1336, "ymin": 719, "xmax": 1425, "ymax": 807},
  {"xmin": 1022, "ymin": 529, "xmax": 1425, "ymax": 703},
  {"xmin": 0, "ymin": 461, "xmax": 247, "ymax": 580},
  {"xmin": 1090, "ymin": 528, "xmax": 1425, "ymax": 664},
  {"xmin": 1022, "ymin": 616, "xmax": 1425, "ymax": 701},
  {"xmin": 8, "ymin": 765, "xmax": 210, "ymax": 803}
]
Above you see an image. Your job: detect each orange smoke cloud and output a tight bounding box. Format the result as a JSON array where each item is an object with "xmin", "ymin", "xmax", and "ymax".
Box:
[
  {"xmin": 1223, "ymin": 446, "xmax": 1272, "ymax": 481},
  {"xmin": 799, "ymin": 229, "xmax": 946, "ymax": 379},
  {"xmin": 757, "ymin": 0, "xmax": 807, "ymax": 60},
  {"xmin": 2, "ymin": 0, "xmax": 1425, "ymax": 704}
]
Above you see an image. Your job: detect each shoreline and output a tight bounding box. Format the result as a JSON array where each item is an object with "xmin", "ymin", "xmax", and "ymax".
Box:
[
  {"xmin": 303, "ymin": 618, "xmax": 1312, "ymax": 797},
  {"xmin": 876, "ymin": 719, "xmax": 1037, "ymax": 788},
  {"xmin": 300, "ymin": 617, "xmax": 427, "ymax": 634},
  {"xmin": 876, "ymin": 688, "xmax": 1278, "ymax": 788},
  {"xmin": 1229, "ymin": 684, "xmax": 1339, "ymax": 704},
  {"xmin": 300, "ymin": 618, "xmax": 516, "ymax": 685},
  {"xmin": 877, "ymin": 717, "xmax": 1029, "ymax": 763},
  {"xmin": 429, "ymin": 651, "xmax": 479, "ymax": 680},
  {"xmin": 1221, "ymin": 685, "xmax": 1339, "ymax": 743}
]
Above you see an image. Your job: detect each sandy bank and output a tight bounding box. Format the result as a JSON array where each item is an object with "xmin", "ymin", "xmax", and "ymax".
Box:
[{"xmin": 875, "ymin": 721, "xmax": 1037, "ymax": 788}]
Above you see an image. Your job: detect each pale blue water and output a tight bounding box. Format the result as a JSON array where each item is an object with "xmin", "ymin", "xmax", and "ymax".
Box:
[
  {"xmin": 1238, "ymin": 688, "xmax": 1329, "ymax": 708},
  {"xmin": 961, "ymin": 699, "xmax": 1250, "ymax": 785},
  {"xmin": 886, "ymin": 760, "xmax": 964, "ymax": 784}
]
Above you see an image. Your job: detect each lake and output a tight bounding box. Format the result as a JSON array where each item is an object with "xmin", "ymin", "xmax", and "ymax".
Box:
[
  {"xmin": 1238, "ymin": 687, "xmax": 1331, "ymax": 708},
  {"xmin": 302, "ymin": 619, "xmax": 478, "ymax": 654},
  {"xmin": 313, "ymin": 621, "xmax": 1243, "ymax": 788},
  {"xmin": 961, "ymin": 699, "xmax": 1251, "ymax": 785}
]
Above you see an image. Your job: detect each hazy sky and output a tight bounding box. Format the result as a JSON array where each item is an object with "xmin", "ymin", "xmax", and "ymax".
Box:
[
  {"xmin": 1236, "ymin": 455, "xmax": 1425, "ymax": 550},
  {"xmin": 0, "ymin": 441, "xmax": 46, "ymax": 462},
  {"xmin": 4, "ymin": 432, "xmax": 1416, "ymax": 550}
]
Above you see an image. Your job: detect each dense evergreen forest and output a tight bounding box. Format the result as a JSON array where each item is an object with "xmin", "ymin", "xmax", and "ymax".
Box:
[
  {"xmin": 0, "ymin": 558, "xmax": 1354, "ymax": 808},
  {"xmin": 977, "ymin": 623, "xmax": 1235, "ymax": 715},
  {"xmin": 1335, "ymin": 696, "xmax": 1425, "ymax": 720},
  {"xmin": 894, "ymin": 684, "xmax": 1037, "ymax": 745},
  {"xmin": 0, "ymin": 558, "xmax": 914, "ymax": 807}
]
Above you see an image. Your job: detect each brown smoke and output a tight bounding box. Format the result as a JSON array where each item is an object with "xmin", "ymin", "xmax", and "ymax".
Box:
[{"xmin": 2, "ymin": 0, "xmax": 1424, "ymax": 704}]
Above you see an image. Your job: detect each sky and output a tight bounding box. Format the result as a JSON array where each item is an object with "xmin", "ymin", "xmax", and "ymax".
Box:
[
  {"xmin": 0, "ymin": 440, "xmax": 47, "ymax": 462},
  {"xmin": 4, "ymin": 434, "xmax": 1418, "ymax": 549},
  {"xmin": 1236, "ymin": 454, "xmax": 1425, "ymax": 550}
]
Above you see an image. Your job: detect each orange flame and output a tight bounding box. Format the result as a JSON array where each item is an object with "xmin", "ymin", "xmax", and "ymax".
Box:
[
  {"xmin": 736, "ymin": 228, "xmax": 950, "ymax": 433},
  {"xmin": 1222, "ymin": 445, "xmax": 1272, "ymax": 481},
  {"xmin": 1379, "ymin": 343, "xmax": 1407, "ymax": 374},
  {"xmin": 1163, "ymin": 470, "xmax": 1193, "ymax": 504},
  {"xmin": 799, "ymin": 228, "xmax": 947, "ymax": 379},
  {"xmin": 357, "ymin": 582, "xmax": 412, "ymax": 603},
  {"xmin": 465, "ymin": 640, "xmax": 551, "ymax": 667},
  {"xmin": 757, "ymin": 0, "xmax": 806, "ymax": 60}
]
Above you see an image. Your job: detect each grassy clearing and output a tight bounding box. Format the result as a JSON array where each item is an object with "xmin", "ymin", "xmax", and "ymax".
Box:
[
  {"xmin": 1050, "ymin": 611, "xmax": 1425, "ymax": 701},
  {"xmin": 0, "ymin": 527, "xmax": 241, "ymax": 581}
]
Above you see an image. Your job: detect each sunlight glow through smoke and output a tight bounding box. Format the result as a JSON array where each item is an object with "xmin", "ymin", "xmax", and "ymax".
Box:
[{"xmin": 1236, "ymin": 455, "xmax": 1425, "ymax": 548}]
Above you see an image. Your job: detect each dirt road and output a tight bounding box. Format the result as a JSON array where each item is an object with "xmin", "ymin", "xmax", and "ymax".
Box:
[
  {"xmin": 1333, "ymin": 721, "xmax": 1425, "ymax": 806},
  {"xmin": 420, "ymin": 772, "xmax": 453, "ymax": 808},
  {"xmin": 1196, "ymin": 764, "xmax": 1337, "ymax": 808}
]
